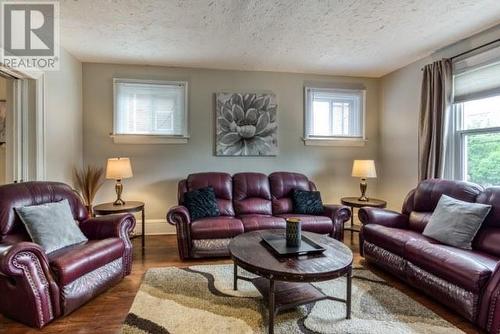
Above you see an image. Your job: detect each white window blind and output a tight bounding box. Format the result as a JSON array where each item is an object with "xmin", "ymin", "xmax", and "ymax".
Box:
[
  {"xmin": 453, "ymin": 45, "xmax": 500, "ymax": 103},
  {"xmin": 113, "ymin": 79, "xmax": 188, "ymax": 136},
  {"xmin": 304, "ymin": 87, "xmax": 365, "ymax": 139}
]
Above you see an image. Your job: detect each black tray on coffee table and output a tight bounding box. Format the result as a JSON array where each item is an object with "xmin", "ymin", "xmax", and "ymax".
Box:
[{"xmin": 261, "ymin": 232, "xmax": 326, "ymax": 258}]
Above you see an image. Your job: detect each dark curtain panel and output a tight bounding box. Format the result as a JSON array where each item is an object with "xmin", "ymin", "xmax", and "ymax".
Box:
[{"xmin": 418, "ymin": 59, "xmax": 453, "ymax": 181}]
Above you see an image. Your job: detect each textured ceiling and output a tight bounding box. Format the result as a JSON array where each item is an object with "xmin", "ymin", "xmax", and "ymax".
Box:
[{"xmin": 60, "ymin": 0, "xmax": 500, "ymax": 77}]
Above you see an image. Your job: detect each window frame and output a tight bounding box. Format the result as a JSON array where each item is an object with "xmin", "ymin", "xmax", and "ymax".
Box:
[
  {"xmin": 449, "ymin": 101, "xmax": 500, "ymax": 182},
  {"xmin": 303, "ymin": 86, "xmax": 366, "ymax": 146},
  {"xmin": 111, "ymin": 78, "xmax": 189, "ymax": 144}
]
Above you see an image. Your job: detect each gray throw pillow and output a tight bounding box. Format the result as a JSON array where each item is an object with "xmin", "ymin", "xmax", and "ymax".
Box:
[
  {"xmin": 422, "ymin": 195, "xmax": 491, "ymax": 249},
  {"xmin": 16, "ymin": 199, "xmax": 88, "ymax": 254}
]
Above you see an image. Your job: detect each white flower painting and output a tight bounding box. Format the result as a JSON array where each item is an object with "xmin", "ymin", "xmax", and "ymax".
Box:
[{"xmin": 215, "ymin": 92, "xmax": 278, "ymax": 156}]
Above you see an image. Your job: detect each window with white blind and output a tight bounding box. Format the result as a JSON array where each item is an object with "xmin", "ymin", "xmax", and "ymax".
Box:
[
  {"xmin": 112, "ymin": 79, "xmax": 188, "ymax": 144},
  {"xmin": 304, "ymin": 87, "xmax": 365, "ymax": 146},
  {"xmin": 447, "ymin": 44, "xmax": 500, "ymax": 186}
]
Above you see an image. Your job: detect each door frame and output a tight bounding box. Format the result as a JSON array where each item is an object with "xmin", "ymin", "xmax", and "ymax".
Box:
[{"xmin": 0, "ymin": 65, "xmax": 46, "ymax": 182}]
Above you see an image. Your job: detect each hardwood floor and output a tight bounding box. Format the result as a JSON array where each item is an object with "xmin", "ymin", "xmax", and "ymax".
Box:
[{"xmin": 0, "ymin": 233, "xmax": 483, "ymax": 334}]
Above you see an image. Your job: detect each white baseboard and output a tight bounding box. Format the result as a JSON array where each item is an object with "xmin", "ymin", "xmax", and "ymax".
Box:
[{"xmin": 133, "ymin": 219, "xmax": 176, "ymax": 235}]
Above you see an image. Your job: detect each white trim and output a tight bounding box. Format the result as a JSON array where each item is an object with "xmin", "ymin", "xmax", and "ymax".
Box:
[
  {"xmin": 133, "ymin": 219, "xmax": 175, "ymax": 235},
  {"xmin": 303, "ymin": 137, "xmax": 367, "ymax": 147},
  {"xmin": 35, "ymin": 74, "xmax": 46, "ymax": 180},
  {"xmin": 110, "ymin": 134, "xmax": 189, "ymax": 144}
]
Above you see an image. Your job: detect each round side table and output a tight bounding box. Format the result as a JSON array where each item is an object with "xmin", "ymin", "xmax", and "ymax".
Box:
[
  {"xmin": 93, "ymin": 201, "xmax": 145, "ymax": 251},
  {"xmin": 340, "ymin": 197, "xmax": 387, "ymax": 235}
]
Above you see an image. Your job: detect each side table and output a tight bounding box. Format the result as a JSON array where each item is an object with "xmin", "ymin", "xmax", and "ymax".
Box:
[
  {"xmin": 93, "ymin": 201, "xmax": 145, "ymax": 251},
  {"xmin": 340, "ymin": 197, "xmax": 386, "ymax": 235}
]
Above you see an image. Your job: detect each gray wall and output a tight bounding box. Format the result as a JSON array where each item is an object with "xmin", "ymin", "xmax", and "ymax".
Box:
[
  {"xmin": 82, "ymin": 63, "xmax": 380, "ymax": 234},
  {"xmin": 378, "ymin": 25, "xmax": 500, "ymax": 210},
  {"xmin": 45, "ymin": 48, "xmax": 83, "ymax": 183}
]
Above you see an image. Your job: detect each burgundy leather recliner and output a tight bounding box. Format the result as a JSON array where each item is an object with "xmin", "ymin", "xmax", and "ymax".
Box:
[
  {"xmin": 167, "ymin": 172, "xmax": 351, "ymax": 260},
  {"xmin": 359, "ymin": 179, "xmax": 500, "ymax": 334},
  {"xmin": 0, "ymin": 182, "xmax": 136, "ymax": 328}
]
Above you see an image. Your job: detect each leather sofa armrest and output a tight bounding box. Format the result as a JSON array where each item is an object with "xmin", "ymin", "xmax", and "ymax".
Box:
[
  {"xmin": 322, "ymin": 204, "xmax": 351, "ymax": 240},
  {"xmin": 358, "ymin": 207, "xmax": 409, "ymax": 229},
  {"xmin": 166, "ymin": 205, "xmax": 192, "ymax": 260},
  {"xmin": 478, "ymin": 262, "xmax": 500, "ymax": 333},
  {"xmin": 80, "ymin": 214, "xmax": 136, "ymax": 275},
  {"xmin": 0, "ymin": 242, "xmax": 60, "ymax": 327},
  {"xmin": 80, "ymin": 213, "xmax": 136, "ymax": 241},
  {"xmin": 167, "ymin": 205, "xmax": 191, "ymax": 226}
]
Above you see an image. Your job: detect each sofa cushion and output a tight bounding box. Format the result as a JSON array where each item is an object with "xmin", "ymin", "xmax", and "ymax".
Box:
[
  {"xmin": 183, "ymin": 186, "xmax": 220, "ymax": 220},
  {"xmin": 405, "ymin": 239, "xmax": 498, "ymax": 292},
  {"xmin": 422, "ymin": 195, "xmax": 491, "ymax": 249},
  {"xmin": 292, "ymin": 189, "xmax": 324, "ymax": 215},
  {"xmin": 190, "ymin": 216, "xmax": 244, "ymax": 239},
  {"xmin": 233, "ymin": 173, "xmax": 272, "ymax": 215},
  {"xmin": 48, "ymin": 238, "xmax": 125, "ymax": 285},
  {"xmin": 363, "ymin": 224, "xmax": 434, "ymax": 257},
  {"xmin": 239, "ymin": 214, "xmax": 285, "ymax": 232},
  {"xmin": 186, "ymin": 173, "xmax": 234, "ymax": 216},
  {"xmin": 270, "ymin": 172, "xmax": 312, "ymax": 214},
  {"xmin": 277, "ymin": 213, "xmax": 332, "ymax": 234}
]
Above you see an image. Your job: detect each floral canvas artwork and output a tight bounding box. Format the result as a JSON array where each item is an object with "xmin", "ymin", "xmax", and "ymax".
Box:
[{"xmin": 216, "ymin": 92, "xmax": 278, "ymax": 156}]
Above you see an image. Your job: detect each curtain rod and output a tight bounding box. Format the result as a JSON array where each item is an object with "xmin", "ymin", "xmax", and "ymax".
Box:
[
  {"xmin": 420, "ymin": 38, "xmax": 500, "ymax": 71},
  {"xmin": 450, "ymin": 38, "xmax": 500, "ymax": 61}
]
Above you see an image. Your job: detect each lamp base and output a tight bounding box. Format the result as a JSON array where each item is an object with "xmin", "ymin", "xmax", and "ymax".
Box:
[
  {"xmin": 113, "ymin": 198, "xmax": 125, "ymax": 206},
  {"xmin": 358, "ymin": 178, "xmax": 369, "ymax": 202},
  {"xmin": 113, "ymin": 179, "xmax": 126, "ymax": 206}
]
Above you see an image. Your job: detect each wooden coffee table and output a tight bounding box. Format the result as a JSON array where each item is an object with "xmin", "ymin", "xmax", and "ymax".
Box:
[{"xmin": 229, "ymin": 230, "xmax": 353, "ymax": 334}]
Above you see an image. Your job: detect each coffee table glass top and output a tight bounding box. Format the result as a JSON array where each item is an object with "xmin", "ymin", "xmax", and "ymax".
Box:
[{"xmin": 229, "ymin": 230, "xmax": 353, "ymax": 282}]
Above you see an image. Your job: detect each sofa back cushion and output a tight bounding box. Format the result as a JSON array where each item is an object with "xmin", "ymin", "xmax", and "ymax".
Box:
[
  {"xmin": 184, "ymin": 173, "xmax": 234, "ymax": 216},
  {"xmin": 269, "ymin": 172, "xmax": 314, "ymax": 214},
  {"xmin": 233, "ymin": 173, "xmax": 272, "ymax": 215},
  {"xmin": 406, "ymin": 179, "xmax": 483, "ymax": 232},
  {"xmin": 473, "ymin": 187, "xmax": 500, "ymax": 256},
  {"xmin": 0, "ymin": 182, "xmax": 88, "ymax": 238}
]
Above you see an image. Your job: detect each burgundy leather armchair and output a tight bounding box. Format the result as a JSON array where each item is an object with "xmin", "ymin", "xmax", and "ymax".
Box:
[
  {"xmin": 0, "ymin": 182, "xmax": 135, "ymax": 328},
  {"xmin": 167, "ymin": 172, "xmax": 350, "ymax": 260},
  {"xmin": 359, "ymin": 179, "xmax": 500, "ymax": 334}
]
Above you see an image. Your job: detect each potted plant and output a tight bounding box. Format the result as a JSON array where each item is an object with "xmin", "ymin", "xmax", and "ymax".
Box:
[{"xmin": 73, "ymin": 165, "xmax": 105, "ymax": 216}]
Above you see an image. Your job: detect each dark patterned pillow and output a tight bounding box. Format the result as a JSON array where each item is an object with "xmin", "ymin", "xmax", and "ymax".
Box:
[
  {"xmin": 292, "ymin": 189, "xmax": 324, "ymax": 215},
  {"xmin": 184, "ymin": 186, "xmax": 220, "ymax": 220}
]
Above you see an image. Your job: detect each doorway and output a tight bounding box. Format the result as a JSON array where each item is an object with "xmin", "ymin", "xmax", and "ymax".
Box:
[{"xmin": 0, "ymin": 68, "xmax": 43, "ymax": 185}]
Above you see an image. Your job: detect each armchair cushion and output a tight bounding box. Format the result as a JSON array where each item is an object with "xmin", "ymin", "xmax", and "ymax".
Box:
[
  {"xmin": 16, "ymin": 200, "xmax": 88, "ymax": 254},
  {"xmin": 291, "ymin": 189, "xmax": 324, "ymax": 215},
  {"xmin": 48, "ymin": 238, "xmax": 124, "ymax": 285}
]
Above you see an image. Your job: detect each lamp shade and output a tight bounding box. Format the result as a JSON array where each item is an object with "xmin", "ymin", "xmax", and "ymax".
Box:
[
  {"xmin": 106, "ymin": 157, "xmax": 133, "ymax": 180},
  {"xmin": 352, "ymin": 160, "xmax": 377, "ymax": 178}
]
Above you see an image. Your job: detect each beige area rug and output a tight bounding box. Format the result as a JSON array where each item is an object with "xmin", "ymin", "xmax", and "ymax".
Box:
[{"xmin": 122, "ymin": 264, "xmax": 463, "ymax": 334}]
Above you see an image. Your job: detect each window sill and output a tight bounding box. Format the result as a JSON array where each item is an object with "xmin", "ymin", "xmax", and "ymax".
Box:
[
  {"xmin": 302, "ymin": 137, "xmax": 367, "ymax": 147},
  {"xmin": 110, "ymin": 134, "xmax": 189, "ymax": 144}
]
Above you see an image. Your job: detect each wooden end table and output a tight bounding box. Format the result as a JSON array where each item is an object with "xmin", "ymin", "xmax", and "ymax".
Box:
[
  {"xmin": 93, "ymin": 201, "xmax": 145, "ymax": 251},
  {"xmin": 340, "ymin": 197, "xmax": 387, "ymax": 234},
  {"xmin": 229, "ymin": 230, "xmax": 353, "ymax": 334}
]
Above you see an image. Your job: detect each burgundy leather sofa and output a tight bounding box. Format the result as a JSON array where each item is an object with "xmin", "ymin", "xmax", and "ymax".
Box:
[
  {"xmin": 359, "ymin": 179, "xmax": 500, "ymax": 334},
  {"xmin": 167, "ymin": 172, "xmax": 350, "ymax": 260},
  {"xmin": 0, "ymin": 182, "xmax": 136, "ymax": 328}
]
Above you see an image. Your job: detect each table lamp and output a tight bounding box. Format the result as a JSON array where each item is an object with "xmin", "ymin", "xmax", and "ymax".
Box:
[
  {"xmin": 106, "ymin": 157, "xmax": 133, "ymax": 206},
  {"xmin": 352, "ymin": 160, "xmax": 377, "ymax": 201}
]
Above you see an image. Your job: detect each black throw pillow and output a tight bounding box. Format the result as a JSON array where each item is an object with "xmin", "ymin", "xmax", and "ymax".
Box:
[
  {"xmin": 292, "ymin": 189, "xmax": 324, "ymax": 215},
  {"xmin": 184, "ymin": 186, "xmax": 220, "ymax": 220}
]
